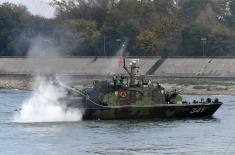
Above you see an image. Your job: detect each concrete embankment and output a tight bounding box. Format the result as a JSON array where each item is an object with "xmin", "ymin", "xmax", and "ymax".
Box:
[
  {"xmin": 154, "ymin": 57, "xmax": 235, "ymax": 79},
  {"xmin": 0, "ymin": 57, "xmax": 158, "ymax": 90},
  {"xmin": 0, "ymin": 57, "xmax": 158, "ymax": 75},
  {"xmin": 2, "ymin": 57, "xmax": 235, "ymax": 77},
  {"xmin": 1, "ymin": 57, "xmax": 235, "ymax": 94}
]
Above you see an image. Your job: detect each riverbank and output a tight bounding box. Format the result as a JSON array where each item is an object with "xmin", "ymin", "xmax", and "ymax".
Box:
[
  {"xmin": 159, "ymin": 78, "xmax": 235, "ymax": 96},
  {"xmin": 0, "ymin": 74, "xmax": 32, "ymax": 90},
  {"xmin": 1, "ymin": 57, "xmax": 235, "ymax": 95},
  {"xmin": 0, "ymin": 76, "xmax": 235, "ymax": 95},
  {"xmin": 162, "ymin": 83, "xmax": 235, "ymax": 96}
]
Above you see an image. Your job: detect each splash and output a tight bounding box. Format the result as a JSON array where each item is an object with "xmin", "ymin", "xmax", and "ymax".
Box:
[{"xmin": 14, "ymin": 77, "xmax": 83, "ymax": 123}]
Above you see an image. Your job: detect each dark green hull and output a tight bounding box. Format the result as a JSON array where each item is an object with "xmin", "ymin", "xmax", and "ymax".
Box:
[{"xmin": 81, "ymin": 102, "xmax": 222, "ymax": 120}]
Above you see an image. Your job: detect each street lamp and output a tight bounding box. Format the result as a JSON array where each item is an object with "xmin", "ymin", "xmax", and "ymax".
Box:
[
  {"xmin": 201, "ymin": 38, "xmax": 207, "ymax": 57},
  {"xmin": 103, "ymin": 34, "xmax": 106, "ymax": 56},
  {"xmin": 115, "ymin": 39, "xmax": 122, "ymax": 42},
  {"xmin": 115, "ymin": 38, "xmax": 122, "ymax": 49}
]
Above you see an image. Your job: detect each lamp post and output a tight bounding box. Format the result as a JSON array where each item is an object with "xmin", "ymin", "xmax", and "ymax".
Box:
[
  {"xmin": 103, "ymin": 34, "xmax": 106, "ymax": 56},
  {"xmin": 201, "ymin": 38, "xmax": 207, "ymax": 57},
  {"xmin": 115, "ymin": 38, "xmax": 122, "ymax": 48}
]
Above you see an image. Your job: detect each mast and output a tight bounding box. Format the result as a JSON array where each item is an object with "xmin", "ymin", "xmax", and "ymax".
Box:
[{"xmin": 123, "ymin": 58, "xmax": 139, "ymax": 86}]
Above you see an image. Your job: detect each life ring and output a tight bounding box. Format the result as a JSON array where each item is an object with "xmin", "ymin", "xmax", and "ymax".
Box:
[{"xmin": 119, "ymin": 90, "xmax": 127, "ymax": 98}]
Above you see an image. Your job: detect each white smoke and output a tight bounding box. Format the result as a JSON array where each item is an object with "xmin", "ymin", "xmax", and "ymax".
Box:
[
  {"xmin": 14, "ymin": 35, "xmax": 83, "ymax": 123},
  {"xmin": 14, "ymin": 77, "xmax": 82, "ymax": 123}
]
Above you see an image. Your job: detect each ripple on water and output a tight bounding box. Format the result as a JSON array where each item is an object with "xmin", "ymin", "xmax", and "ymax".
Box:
[{"xmin": 0, "ymin": 91, "xmax": 234, "ymax": 155}]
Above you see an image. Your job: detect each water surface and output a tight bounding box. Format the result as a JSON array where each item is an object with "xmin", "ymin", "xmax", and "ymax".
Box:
[{"xmin": 0, "ymin": 90, "xmax": 234, "ymax": 155}]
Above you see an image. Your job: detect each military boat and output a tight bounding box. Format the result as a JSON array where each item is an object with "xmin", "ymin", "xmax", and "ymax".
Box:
[{"xmin": 63, "ymin": 58, "xmax": 222, "ymax": 120}]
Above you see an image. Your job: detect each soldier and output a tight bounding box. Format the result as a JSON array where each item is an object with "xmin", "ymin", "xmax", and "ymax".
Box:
[
  {"xmin": 148, "ymin": 80, "xmax": 152, "ymax": 87},
  {"xmin": 113, "ymin": 75, "xmax": 117, "ymax": 90},
  {"xmin": 165, "ymin": 93, "xmax": 170, "ymax": 103},
  {"xmin": 116, "ymin": 78, "xmax": 121, "ymax": 89},
  {"xmin": 120, "ymin": 75, "xmax": 124, "ymax": 84}
]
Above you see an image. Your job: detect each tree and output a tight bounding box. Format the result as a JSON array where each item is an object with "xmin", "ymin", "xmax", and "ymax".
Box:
[
  {"xmin": 225, "ymin": 0, "xmax": 235, "ymax": 30},
  {"xmin": 207, "ymin": 31, "xmax": 235, "ymax": 56},
  {"xmin": 102, "ymin": 9, "xmax": 139, "ymax": 56},
  {"xmin": 73, "ymin": 19, "xmax": 102, "ymax": 56},
  {"xmin": 149, "ymin": 15, "xmax": 180, "ymax": 55},
  {"xmin": 133, "ymin": 29, "xmax": 163, "ymax": 56},
  {"xmin": 178, "ymin": 24, "xmax": 211, "ymax": 56},
  {"xmin": 53, "ymin": 0, "xmax": 111, "ymax": 28},
  {"xmin": 0, "ymin": 3, "xmax": 32, "ymax": 56},
  {"xmin": 52, "ymin": 19, "xmax": 101, "ymax": 56},
  {"xmin": 178, "ymin": 0, "xmax": 211, "ymax": 24},
  {"xmin": 0, "ymin": 0, "xmax": 234, "ymax": 57}
]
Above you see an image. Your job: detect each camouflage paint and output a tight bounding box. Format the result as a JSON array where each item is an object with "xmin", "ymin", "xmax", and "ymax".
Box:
[{"xmin": 82, "ymin": 103, "xmax": 222, "ymax": 120}]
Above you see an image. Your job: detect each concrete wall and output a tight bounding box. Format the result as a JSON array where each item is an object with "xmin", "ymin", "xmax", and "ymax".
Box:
[
  {"xmin": 0, "ymin": 57, "xmax": 159, "ymax": 76},
  {"xmin": 1, "ymin": 57, "xmax": 235, "ymax": 78},
  {"xmin": 154, "ymin": 58, "xmax": 235, "ymax": 78}
]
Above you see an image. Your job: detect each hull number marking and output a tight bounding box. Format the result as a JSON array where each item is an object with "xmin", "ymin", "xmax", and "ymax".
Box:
[{"xmin": 190, "ymin": 107, "xmax": 205, "ymax": 114}]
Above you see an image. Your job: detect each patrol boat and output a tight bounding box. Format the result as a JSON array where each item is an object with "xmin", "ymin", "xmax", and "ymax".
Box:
[{"xmin": 64, "ymin": 58, "xmax": 222, "ymax": 120}]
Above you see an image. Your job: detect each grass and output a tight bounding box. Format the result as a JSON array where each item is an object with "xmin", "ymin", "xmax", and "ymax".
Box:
[
  {"xmin": 213, "ymin": 86, "xmax": 229, "ymax": 90},
  {"xmin": 192, "ymin": 85, "xmax": 228, "ymax": 91},
  {"xmin": 193, "ymin": 85, "xmax": 209, "ymax": 89},
  {"xmin": 159, "ymin": 78, "xmax": 232, "ymax": 92}
]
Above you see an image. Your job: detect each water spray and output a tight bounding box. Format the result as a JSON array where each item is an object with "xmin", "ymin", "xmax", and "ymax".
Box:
[
  {"xmin": 14, "ymin": 76, "xmax": 83, "ymax": 123},
  {"xmin": 13, "ymin": 35, "xmax": 83, "ymax": 123},
  {"xmin": 104, "ymin": 39, "xmax": 128, "ymax": 75}
]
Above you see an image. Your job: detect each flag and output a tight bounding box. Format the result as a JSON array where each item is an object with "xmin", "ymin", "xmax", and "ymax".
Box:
[{"xmin": 118, "ymin": 57, "xmax": 123, "ymax": 67}]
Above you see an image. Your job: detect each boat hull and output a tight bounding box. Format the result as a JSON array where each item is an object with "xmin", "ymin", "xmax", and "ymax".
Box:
[{"xmin": 81, "ymin": 103, "xmax": 222, "ymax": 120}]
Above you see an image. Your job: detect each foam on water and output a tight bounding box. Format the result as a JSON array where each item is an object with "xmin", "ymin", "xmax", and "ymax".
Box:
[{"xmin": 14, "ymin": 77, "xmax": 82, "ymax": 123}]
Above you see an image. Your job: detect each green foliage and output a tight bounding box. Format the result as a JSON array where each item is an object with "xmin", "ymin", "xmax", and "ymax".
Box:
[
  {"xmin": 52, "ymin": 0, "xmax": 235, "ymax": 56},
  {"xmin": 0, "ymin": 0, "xmax": 234, "ymax": 56},
  {"xmin": 0, "ymin": 3, "xmax": 32, "ymax": 56},
  {"xmin": 178, "ymin": 24, "xmax": 210, "ymax": 56},
  {"xmin": 178, "ymin": 0, "xmax": 211, "ymax": 22},
  {"xmin": 225, "ymin": 0, "xmax": 235, "ymax": 31},
  {"xmin": 134, "ymin": 29, "xmax": 163, "ymax": 56},
  {"xmin": 71, "ymin": 19, "xmax": 102, "ymax": 56},
  {"xmin": 193, "ymin": 85, "xmax": 209, "ymax": 90}
]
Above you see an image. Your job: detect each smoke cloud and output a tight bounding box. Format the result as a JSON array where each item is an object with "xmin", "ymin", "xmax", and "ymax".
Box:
[
  {"xmin": 14, "ymin": 77, "xmax": 82, "ymax": 122},
  {"xmin": 14, "ymin": 34, "xmax": 83, "ymax": 123}
]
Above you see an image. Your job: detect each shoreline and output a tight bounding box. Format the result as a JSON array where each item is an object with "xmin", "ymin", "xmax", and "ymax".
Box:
[
  {"xmin": 160, "ymin": 80, "xmax": 235, "ymax": 96},
  {"xmin": 0, "ymin": 77, "xmax": 235, "ymax": 96}
]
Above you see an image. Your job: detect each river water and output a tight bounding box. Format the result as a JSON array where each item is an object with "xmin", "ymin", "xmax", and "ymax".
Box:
[{"xmin": 0, "ymin": 90, "xmax": 234, "ymax": 155}]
